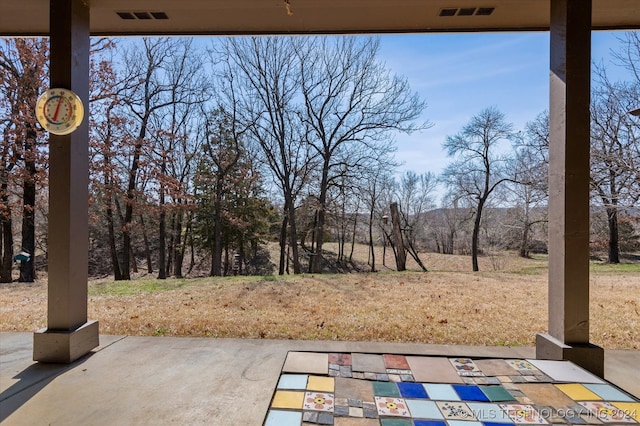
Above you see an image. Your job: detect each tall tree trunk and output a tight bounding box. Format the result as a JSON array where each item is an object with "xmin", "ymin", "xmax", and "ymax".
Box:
[
  {"xmin": 349, "ymin": 211, "xmax": 358, "ymax": 263},
  {"xmin": 157, "ymin": 159, "xmax": 167, "ymax": 279},
  {"xmin": 312, "ymin": 207, "xmax": 325, "ymax": 273},
  {"xmin": 106, "ymin": 201, "xmax": 123, "ymax": 280},
  {"xmin": 607, "ymin": 206, "xmax": 620, "ymax": 264},
  {"xmin": 157, "ymin": 208, "xmax": 166, "ymax": 279},
  {"xmin": 390, "ymin": 202, "xmax": 406, "ymax": 271},
  {"xmin": 338, "ymin": 199, "xmax": 346, "ymax": 262},
  {"xmin": 0, "ymin": 186, "xmax": 13, "ymax": 283},
  {"xmin": 278, "ymin": 213, "xmax": 288, "ymax": 275},
  {"xmin": 472, "ymin": 199, "xmax": 486, "ymax": 272},
  {"xmin": 368, "ymin": 203, "xmax": 376, "ymax": 272},
  {"xmin": 103, "ymin": 106, "xmax": 123, "ymax": 280},
  {"xmin": 19, "ymin": 132, "xmax": 37, "ymax": 282},
  {"xmin": 312, "ymin": 166, "xmax": 330, "ymax": 273},
  {"xmin": 286, "ymin": 195, "xmax": 301, "ymax": 274},
  {"xmin": 116, "ymin": 196, "xmax": 131, "ymax": 280},
  {"xmin": 309, "ymin": 210, "xmax": 317, "ymax": 273},
  {"xmin": 238, "ymin": 238, "xmax": 244, "ymax": 275},
  {"xmin": 139, "ymin": 214, "xmax": 152, "ymax": 274},
  {"xmin": 212, "ymin": 178, "xmax": 223, "ymax": 276},
  {"xmin": 285, "ymin": 189, "xmax": 302, "ymax": 274},
  {"xmin": 173, "ymin": 208, "xmax": 185, "ymax": 278},
  {"xmin": 188, "ymin": 214, "xmax": 196, "ymax": 275},
  {"xmin": 122, "ymin": 117, "xmax": 149, "ymax": 280},
  {"xmin": 104, "ymin": 145, "xmax": 123, "ymax": 279},
  {"xmin": 382, "ymin": 227, "xmax": 388, "ymax": 267},
  {"xmin": 519, "ymin": 221, "xmax": 531, "ymax": 258},
  {"xmin": 167, "ymin": 210, "xmax": 176, "ymax": 277},
  {"xmin": 286, "ymin": 245, "xmax": 290, "ymax": 274}
]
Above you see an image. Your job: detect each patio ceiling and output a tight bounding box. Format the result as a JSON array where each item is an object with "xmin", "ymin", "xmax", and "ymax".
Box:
[{"xmin": 1, "ymin": 0, "xmax": 640, "ymax": 36}]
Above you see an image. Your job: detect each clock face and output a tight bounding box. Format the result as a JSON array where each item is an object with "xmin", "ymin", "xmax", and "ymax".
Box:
[{"xmin": 36, "ymin": 88, "xmax": 84, "ymax": 135}]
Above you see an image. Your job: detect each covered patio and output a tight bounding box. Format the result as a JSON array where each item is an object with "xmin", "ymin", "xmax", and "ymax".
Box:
[
  {"xmin": 1, "ymin": 332, "xmax": 639, "ymax": 424},
  {"xmin": 0, "ymin": 0, "xmax": 639, "ymax": 424}
]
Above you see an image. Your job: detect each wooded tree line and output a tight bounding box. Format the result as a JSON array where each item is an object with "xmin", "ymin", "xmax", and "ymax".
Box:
[{"xmin": 1, "ymin": 34, "xmax": 639, "ymax": 282}]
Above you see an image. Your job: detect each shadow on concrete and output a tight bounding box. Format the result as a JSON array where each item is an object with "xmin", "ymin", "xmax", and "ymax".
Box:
[{"xmin": 0, "ymin": 354, "xmax": 93, "ymax": 422}]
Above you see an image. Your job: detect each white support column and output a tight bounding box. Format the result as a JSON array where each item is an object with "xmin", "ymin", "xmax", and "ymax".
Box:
[
  {"xmin": 33, "ymin": 0, "xmax": 99, "ymax": 363},
  {"xmin": 536, "ymin": 0, "xmax": 604, "ymax": 377}
]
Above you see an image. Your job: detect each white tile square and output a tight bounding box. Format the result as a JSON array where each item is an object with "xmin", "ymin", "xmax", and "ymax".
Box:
[
  {"xmin": 527, "ymin": 359, "xmax": 605, "ymax": 384},
  {"xmin": 283, "ymin": 352, "xmax": 328, "ymax": 374}
]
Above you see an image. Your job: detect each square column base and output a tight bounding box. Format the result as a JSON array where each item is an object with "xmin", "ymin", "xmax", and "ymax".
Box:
[
  {"xmin": 34, "ymin": 320, "xmax": 99, "ymax": 363},
  {"xmin": 536, "ymin": 333, "xmax": 604, "ymax": 378}
]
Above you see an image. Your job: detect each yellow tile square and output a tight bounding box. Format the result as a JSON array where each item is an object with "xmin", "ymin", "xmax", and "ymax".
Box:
[
  {"xmin": 613, "ymin": 402, "xmax": 640, "ymax": 421},
  {"xmin": 271, "ymin": 390, "xmax": 304, "ymax": 409},
  {"xmin": 555, "ymin": 384, "xmax": 602, "ymax": 401},
  {"xmin": 307, "ymin": 375, "xmax": 335, "ymax": 392}
]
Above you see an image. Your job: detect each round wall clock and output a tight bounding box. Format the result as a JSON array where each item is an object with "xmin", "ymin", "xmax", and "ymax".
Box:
[{"xmin": 36, "ymin": 88, "xmax": 84, "ymax": 135}]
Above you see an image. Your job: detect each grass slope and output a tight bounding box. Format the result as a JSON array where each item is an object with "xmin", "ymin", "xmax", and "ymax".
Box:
[{"xmin": 1, "ymin": 247, "xmax": 638, "ymax": 349}]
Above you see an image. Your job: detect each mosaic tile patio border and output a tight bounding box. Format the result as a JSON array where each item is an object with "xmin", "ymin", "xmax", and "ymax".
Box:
[{"xmin": 264, "ymin": 352, "xmax": 639, "ymax": 426}]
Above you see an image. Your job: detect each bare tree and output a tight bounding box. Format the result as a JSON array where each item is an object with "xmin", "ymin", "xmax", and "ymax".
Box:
[
  {"xmin": 296, "ymin": 36, "xmax": 429, "ymax": 273},
  {"xmin": 509, "ymin": 111, "xmax": 549, "ymax": 257},
  {"xmin": 611, "ymin": 32, "xmax": 640, "ymax": 84},
  {"xmin": 216, "ymin": 37, "xmax": 314, "ymax": 275},
  {"xmin": 362, "ymin": 165, "xmax": 394, "ymax": 272},
  {"xmin": 88, "ymin": 53, "xmax": 129, "ymax": 280},
  {"xmin": 441, "ymin": 106, "xmax": 514, "ymax": 271},
  {"xmin": 0, "ymin": 39, "xmax": 49, "ymax": 282},
  {"xmin": 108, "ymin": 38, "xmax": 203, "ymax": 279},
  {"xmin": 590, "ymin": 76, "xmax": 640, "ymax": 263},
  {"xmin": 396, "ymin": 171, "xmax": 437, "ymax": 271},
  {"xmin": 147, "ymin": 38, "xmax": 209, "ymax": 278},
  {"xmin": 202, "ymin": 108, "xmax": 242, "ymax": 276}
]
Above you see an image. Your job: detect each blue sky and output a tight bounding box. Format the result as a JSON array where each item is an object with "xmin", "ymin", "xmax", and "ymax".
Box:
[{"xmin": 377, "ymin": 31, "xmax": 637, "ymax": 181}]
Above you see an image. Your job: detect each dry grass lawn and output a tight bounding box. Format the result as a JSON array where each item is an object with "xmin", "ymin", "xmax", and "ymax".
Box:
[{"xmin": 1, "ymin": 245, "xmax": 639, "ymax": 350}]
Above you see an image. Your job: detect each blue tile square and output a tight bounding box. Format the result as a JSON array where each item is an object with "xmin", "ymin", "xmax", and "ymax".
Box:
[
  {"xmin": 277, "ymin": 374, "xmax": 308, "ymax": 390},
  {"xmin": 453, "ymin": 385, "xmax": 490, "ymax": 402},
  {"xmin": 406, "ymin": 400, "xmax": 445, "ymax": 420},
  {"xmin": 414, "ymin": 421, "xmax": 447, "ymax": 426},
  {"xmin": 423, "ymin": 384, "xmax": 461, "ymax": 401},
  {"xmin": 398, "ymin": 382, "xmax": 429, "ymax": 399},
  {"xmin": 483, "ymin": 423, "xmax": 514, "ymax": 426},
  {"xmin": 264, "ymin": 409, "xmax": 302, "ymax": 426}
]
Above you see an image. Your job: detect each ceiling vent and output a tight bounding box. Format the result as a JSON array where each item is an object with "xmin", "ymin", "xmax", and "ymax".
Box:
[
  {"xmin": 116, "ymin": 11, "xmax": 169, "ymax": 20},
  {"xmin": 476, "ymin": 7, "xmax": 495, "ymax": 16},
  {"xmin": 439, "ymin": 7, "xmax": 495, "ymax": 17},
  {"xmin": 439, "ymin": 8, "xmax": 458, "ymax": 17},
  {"xmin": 116, "ymin": 12, "xmax": 135, "ymax": 20},
  {"xmin": 150, "ymin": 12, "xmax": 169, "ymax": 19},
  {"xmin": 134, "ymin": 12, "xmax": 152, "ymax": 19}
]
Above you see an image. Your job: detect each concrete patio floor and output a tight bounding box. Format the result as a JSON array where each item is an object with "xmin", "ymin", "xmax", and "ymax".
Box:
[{"xmin": 1, "ymin": 332, "xmax": 638, "ymax": 425}]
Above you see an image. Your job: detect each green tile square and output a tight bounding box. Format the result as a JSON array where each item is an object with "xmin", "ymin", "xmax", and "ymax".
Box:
[
  {"xmin": 373, "ymin": 381, "xmax": 400, "ymax": 397},
  {"xmin": 381, "ymin": 419, "xmax": 413, "ymax": 426},
  {"xmin": 479, "ymin": 385, "xmax": 516, "ymax": 402}
]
